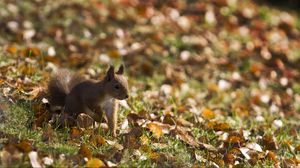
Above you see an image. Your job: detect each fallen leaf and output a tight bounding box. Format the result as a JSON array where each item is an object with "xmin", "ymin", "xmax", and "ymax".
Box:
[
  {"xmin": 266, "ymin": 151, "xmax": 278, "ymax": 163},
  {"xmin": 223, "ymin": 153, "xmax": 235, "ymax": 165},
  {"xmin": 42, "ymin": 156, "xmax": 54, "ymax": 166},
  {"xmin": 147, "ymin": 122, "xmax": 163, "ymax": 139},
  {"xmin": 261, "ymin": 135, "xmax": 278, "ymax": 150},
  {"xmin": 28, "ymin": 151, "xmax": 42, "ymax": 168},
  {"xmin": 207, "ymin": 121, "xmax": 230, "ymax": 131},
  {"xmin": 107, "ymin": 50, "xmax": 120, "ymax": 59},
  {"xmin": 246, "ymin": 142, "xmax": 263, "ymax": 152},
  {"xmin": 5, "ymin": 44, "xmax": 17, "ymax": 54},
  {"xmin": 78, "ymin": 144, "xmax": 92, "ymax": 159},
  {"xmin": 201, "ymin": 108, "xmax": 215, "ymax": 120},
  {"xmin": 172, "ymin": 126, "xmax": 199, "ymax": 147},
  {"xmin": 86, "ymin": 158, "xmax": 105, "ymax": 168},
  {"xmin": 162, "ymin": 114, "xmax": 176, "ymax": 125},
  {"xmin": 89, "ymin": 134, "xmax": 106, "ymax": 147},
  {"xmin": 70, "ymin": 127, "xmax": 83, "ymax": 139}
]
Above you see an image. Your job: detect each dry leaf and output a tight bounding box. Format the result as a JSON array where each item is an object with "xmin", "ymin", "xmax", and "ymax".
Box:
[
  {"xmin": 5, "ymin": 44, "xmax": 17, "ymax": 54},
  {"xmin": 70, "ymin": 127, "xmax": 83, "ymax": 139},
  {"xmin": 201, "ymin": 108, "xmax": 215, "ymax": 120},
  {"xmin": 173, "ymin": 126, "xmax": 199, "ymax": 147},
  {"xmin": 266, "ymin": 151, "xmax": 278, "ymax": 163},
  {"xmin": 108, "ymin": 50, "xmax": 120, "ymax": 58},
  {"xmin": 147, "ymin": 123, "xmax": 163, "ymax": 139},
  {"xmin": 261, "ymin": 135, "xmax": 278, "ymax": 150},
  {"xmin": 86, "ymin": 158, "xmax": 105, "ymax": 168},
  {"xmin": 28, "ymin": 151, "xmax": 42, "ymax": 168},
  {"xmin": 89, "ymin": 134, "xmax": 106, "ymax": 147},
  {"xmin": 78, "ymin": 144, "xmax": 92, "ymax": 159},
  {"xmin": 207, "ymin": 121, "xmax": 230, "ymax": 131}
]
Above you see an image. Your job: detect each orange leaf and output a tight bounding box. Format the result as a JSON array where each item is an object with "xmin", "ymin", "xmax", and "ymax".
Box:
[
  {"xmin": 22, "ymin": 47, "xmax": 41, "ymax": 57},
  {"xmin": 70, "ymin": 127, "xmax": 82, "ymax": 139},
  {"xmin": 5, "ymin": 44, "xmax": 17, "ymax": 54},
  {"xmin": 147, "ymin": 123, "xmax": 163, "ymax": 139},
  {"xmin": 266, "ymin": 151, "xmax": 278, "ymax": 163},
  {"xmin": 201, "ymin": 108, "xmax": 215, "ymax": 119}
]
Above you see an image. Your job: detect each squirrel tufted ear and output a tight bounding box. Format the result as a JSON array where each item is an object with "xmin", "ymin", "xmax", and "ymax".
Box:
[
  {"xmin": 116, "ymin": 64, "xmax": 124, "ymax": 75},
  {"xmin": 105, "ymin": 65, "xmax": 115, "ymax": 81}
]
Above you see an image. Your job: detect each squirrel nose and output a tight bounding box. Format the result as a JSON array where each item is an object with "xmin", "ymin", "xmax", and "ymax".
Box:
[{"xmin": 125, "ymin": 95, "xmax": 129, "ymax": 99}]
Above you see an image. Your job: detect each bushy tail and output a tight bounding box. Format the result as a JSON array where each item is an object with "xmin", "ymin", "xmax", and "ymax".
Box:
[{"xmin": 48, "ymin": 69, "xmax": 85, "ymax": 106}]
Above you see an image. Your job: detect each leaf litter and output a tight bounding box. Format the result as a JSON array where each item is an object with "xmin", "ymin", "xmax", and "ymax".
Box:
[{"xmin": 0, "ymin": 0, "xmax": 300, "ymax": 167}]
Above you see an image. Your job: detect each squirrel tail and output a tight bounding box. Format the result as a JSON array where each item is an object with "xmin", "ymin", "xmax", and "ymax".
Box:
[{"xmin": 48, "ymin": 69, "xmax": 85, "ymax": 106}]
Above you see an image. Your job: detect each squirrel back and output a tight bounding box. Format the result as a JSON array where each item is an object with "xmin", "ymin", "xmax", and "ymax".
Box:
[{"xmin": 48, "ymin": 69, "xmax": 85, "ymax": 106}]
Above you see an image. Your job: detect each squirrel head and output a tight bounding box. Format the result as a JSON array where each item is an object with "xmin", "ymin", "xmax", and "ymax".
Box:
[{"xmin": 104, "ymin": 65, "xmax": 129, "ymax": 100}]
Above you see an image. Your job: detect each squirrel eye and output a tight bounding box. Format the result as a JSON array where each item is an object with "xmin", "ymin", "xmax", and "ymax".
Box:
[{"xmin": 114, "ymin": 85, "xmax": 120, "ymax": 90}]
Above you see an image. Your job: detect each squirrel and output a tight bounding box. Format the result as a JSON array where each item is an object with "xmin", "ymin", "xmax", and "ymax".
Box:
[{"xmin": 47, "ymin": 65, "xmax": 129, "ymax": 137}]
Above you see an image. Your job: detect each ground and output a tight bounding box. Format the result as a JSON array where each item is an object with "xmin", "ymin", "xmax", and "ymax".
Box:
[{"xmin": 0, "ymin": 0, "xmax": 300, "ymax": 167}]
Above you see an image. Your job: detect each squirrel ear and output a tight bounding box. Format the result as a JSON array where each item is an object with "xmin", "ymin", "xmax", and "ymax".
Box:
[
  {"xmin": 106, "ymin": 65, "xmax": 115, "ymax": 81},
  {"xmin": 116, "ymin": 64, "xmax": 124, "ymax": 75}
]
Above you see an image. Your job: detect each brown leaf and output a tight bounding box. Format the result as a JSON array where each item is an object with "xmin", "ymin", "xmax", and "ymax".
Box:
[
  {"xmin": 21, "ymin": 47, "xmax": 41, "ymax": 57},
  {"xmin": 123, "ymin": 127, "xmax": 143, "ymax": 149},
  {"xmin": 224, "ymin": 133, "xmax": 245, "ymax": 148},
  {"xmin": 207, "ymin": 121, "xmax": 230, "ymax": 131},
  {"xmin": 107, "ymin": 50, "xmax": 120, "ymax": 59},
  {"xmin": 127, "ymin": 113, "xmax": 144, "ymax": 126},
  {"xmin": 198, "ymin": 142, "xmax": 217, "ymax": 152},
  {"xmin": 223, "ymin": 153, "xmax": 235, "ymax": 165},
  {"xmin": 70, "ymin": 127, "xmax": 83, "ymax": 139},
  {"xmin": 261, "ymin": 135, "xmax": 278, "ymax": 150},
  {"xmin": 162, "ymin": 114, "xmax": 176, "ymax": 125},
  {"xmin": 266, "ymin": 151, "xmax": 278, "ymax": 163},
  {"xmin": 27, "ymin": 87, "xmax": 44, "ymax": 100},
  {"xmin": 78, "ymin": 144, "xmax": 92, "ymax": 159},
  {"xmin": 173, "ymin": 126, "xmax": 199, "ymax": 147},
  {"xmin": 282, "ymin": 158, "xmax": 296, "ymax": 167},
  {"xmin": 176, "ymin": 118, "xmax": 193, "ymax": 127},
  {"xmin": 89, "ymin": 134, "xmax": 106, "ymax": 147}
]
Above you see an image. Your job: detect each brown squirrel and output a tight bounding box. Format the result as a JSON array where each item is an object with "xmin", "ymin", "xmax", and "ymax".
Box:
[{"xmin": 48, "ymin": 65, "xmax": 129, "ymax": 136}]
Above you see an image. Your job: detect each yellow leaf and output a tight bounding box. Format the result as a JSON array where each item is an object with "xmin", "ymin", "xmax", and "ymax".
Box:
[
  {"xmin": 140, "ymin": 135, "xmax": 149, "ymax": 145},
  {"xmin": 86, "ymin": 158, "xmax": 105, "ymax": 168},
  {"xmin": 147, "ymin": 123, "xmax": 163, "ymax": 139}
]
